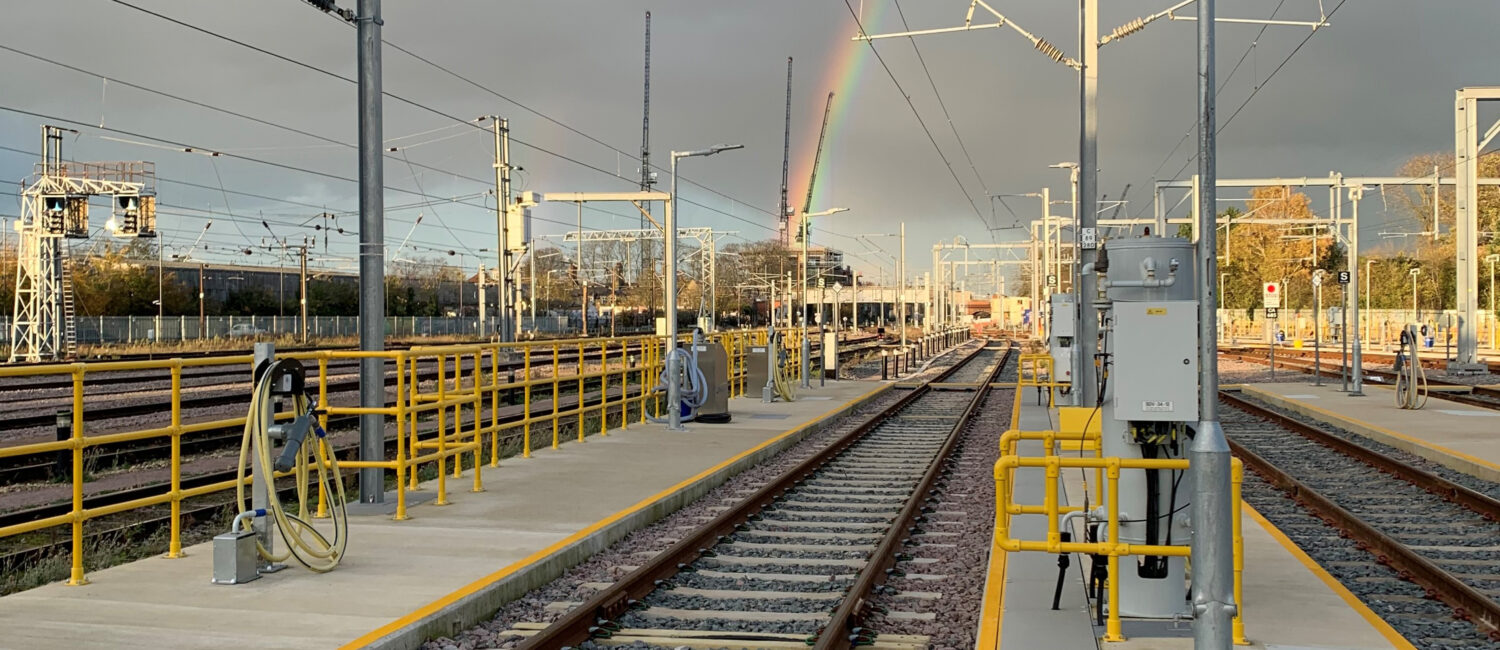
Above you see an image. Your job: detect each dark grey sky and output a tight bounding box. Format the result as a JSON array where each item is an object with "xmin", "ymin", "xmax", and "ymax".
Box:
[{"xmin": 1, "ymin": 0, "xmax": 1495, "ymax": 276}]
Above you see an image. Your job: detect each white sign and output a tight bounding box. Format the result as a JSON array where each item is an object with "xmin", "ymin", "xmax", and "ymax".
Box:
[
  {"xmin": 1262, "ymin": 282, "xmax": 1281, "ymax": 309},
  {"xmin": 1079, "ymin": 227, "xmax": 1098, "ymax": 250}
]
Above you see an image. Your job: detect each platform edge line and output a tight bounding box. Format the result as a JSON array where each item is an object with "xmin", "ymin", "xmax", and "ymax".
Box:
[
  {"xmin": 1242, "ymin": 502, "xmax": 1417, "ymax": 650},
  {"xmin": 975, "ymin": 385, "xmax": 1023, "ymax": 649},
  {"xmin": 340, "ymin": 382, "xmax": 893, "ymax": 650}
]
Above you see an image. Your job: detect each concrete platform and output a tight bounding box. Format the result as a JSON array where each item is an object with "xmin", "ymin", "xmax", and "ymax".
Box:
[
  {"xmin": 1240, "ymin": 382, "xmax": 1500, "ymax": 484},
  {"xmin": 982, "ymin": 390, "xmax": 1413, "ymax": 649},
  {"xmin": 0, "ymin": 381, "xmax": 889, "ymax": 650}
]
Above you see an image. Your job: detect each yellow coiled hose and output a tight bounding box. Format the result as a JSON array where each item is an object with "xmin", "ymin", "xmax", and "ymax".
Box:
[
  {"xmin": 236, "ymin": 368, "xmax": 348, "ymax": 572},
  {"xmin": 772, "ymin": 342, "xmax": 799, "ymax": 402}
]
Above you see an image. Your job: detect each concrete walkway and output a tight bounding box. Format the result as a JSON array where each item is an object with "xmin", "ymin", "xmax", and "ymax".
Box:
[{"xmin": 0, "ymin": 381, "xmax": 887, "ymax": 650}]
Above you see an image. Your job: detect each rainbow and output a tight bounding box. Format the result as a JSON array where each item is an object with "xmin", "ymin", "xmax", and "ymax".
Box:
[{"xmin": 788, "ymin": 0, "xmax": 887, "ymax": 215}]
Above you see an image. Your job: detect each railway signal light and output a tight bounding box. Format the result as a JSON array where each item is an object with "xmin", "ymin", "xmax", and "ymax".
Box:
[
  {"xmin": 112, "ymin": 195, "xmax": 157, "ymax": 238},
  {"xmin": 40, "ymin": 195, "xmax": 90, "ymax": 237}
]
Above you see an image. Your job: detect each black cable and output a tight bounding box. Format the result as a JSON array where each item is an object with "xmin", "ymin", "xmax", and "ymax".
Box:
[
  {"xmin": 107, "ymin": 0, "xmax": 781, "ymax": 236},
  {"xmin": 840, "ymin": 0, "xmax": 988, "ymax": 230}
]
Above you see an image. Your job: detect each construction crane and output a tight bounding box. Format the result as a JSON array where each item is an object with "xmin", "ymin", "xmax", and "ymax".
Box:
[
  {"xmin": 638, "ymin": 11, "xmax": 653, "ymax": 298},
  {"xmin": 797, "ymin": 91, "xmax": 835, "ymax": 244},
  {"xmin": 778, "ymin": 57, "xmax": 793, "ymax": 248}
]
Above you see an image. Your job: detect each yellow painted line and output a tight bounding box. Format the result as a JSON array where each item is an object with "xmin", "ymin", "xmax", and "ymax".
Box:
[
  {"xmin": 976, "ymin": 387, "xmax": 1026, "ymax": 649},
  {"xmin": 1243, "ymin": 386, "xmax": 1500, "ymax": 476},
  {"xmin": 1243, "ymin": 503, "xmax": 1417, "ymax": 650},
  {"xmin": 340, "ymin": 382, "xmax": 891, "ymax": 649}
]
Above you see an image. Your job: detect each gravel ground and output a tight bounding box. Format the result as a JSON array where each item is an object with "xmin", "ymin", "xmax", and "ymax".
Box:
[
  {"xmin": 421, "ymin": 342, "xmax": 987, "ymax": 650},
  {"xmin": 863, "ymin": 386, "xmax": 1015, "ymax": 649}
]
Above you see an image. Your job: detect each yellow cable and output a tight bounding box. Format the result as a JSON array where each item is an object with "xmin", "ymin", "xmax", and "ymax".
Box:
[{"xmin": 236, "ymin": 371, "xmax": 349, "ymax": 572}]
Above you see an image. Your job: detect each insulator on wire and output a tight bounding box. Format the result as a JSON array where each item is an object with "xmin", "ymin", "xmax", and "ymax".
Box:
[
  {"xmin": 1109, "ymin": 18, "xmax": 1147, "ymax": 42},
  {"xmin": 1034, "ymin": 38, "xmax": 1065, "ymax": 64}
]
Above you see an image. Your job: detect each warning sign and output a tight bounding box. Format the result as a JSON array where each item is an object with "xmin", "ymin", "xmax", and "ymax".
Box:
[{"xmin": 1262, "ymin": 282, "xmax": 1281, "ymax": 309}]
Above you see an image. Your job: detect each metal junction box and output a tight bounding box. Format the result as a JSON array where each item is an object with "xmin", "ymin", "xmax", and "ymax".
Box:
[
  {"xmin": 1112, "ymin": 300, "xmax": 1199, "ymax": 422},
  {"xmin": 212, "ymin": 529, "xmax": 260, "ymax": 585},
  {"xmin": 746, "ymin": 345, "xmax": 770, "ymax": 396},
  {"xmin": 694, "ymin": 341, "xmax": 731, "ymax": 423}
]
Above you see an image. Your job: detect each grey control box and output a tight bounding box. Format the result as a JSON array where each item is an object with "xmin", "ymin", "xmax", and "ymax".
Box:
[{"xmin": 1112, "ymin": 300, "xmax": 1199, "ymax": 422}]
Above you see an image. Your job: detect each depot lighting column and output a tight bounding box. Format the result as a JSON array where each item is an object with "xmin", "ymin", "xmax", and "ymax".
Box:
[
  {"xmin": 356, "ymin": 0, "xmax": 387, "ymax": 504},
  {"xmin": 666, "ymin": 145, "xmax": 743, "ymax": 430}
]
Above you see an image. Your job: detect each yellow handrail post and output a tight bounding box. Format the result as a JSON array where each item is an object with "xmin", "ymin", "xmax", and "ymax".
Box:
[
  {"xmin": 68, "ymin": 366, "xmax": 87, "ymax": 585},
  {"xmin": 551, "ymin": 343, "xmax": 561, "ymax": 449},
  {"xmin": 522, "ymin": 345, "xmax": 533, "ymax": 458},
  {"xmin": 394, "ymin": 355, "xmax": 409, "ymax": 520},
  {"xmin": 618, "ymin": 341, "xmax": 628, "ymax": 431},
  {"xmin": 435, "ymin": 354, "xmax": 449, "ymax": 506},
  {"xmin": 407, "ymin": 357, "xmax": 420, "ymax": 490},
  {"xmin": 314, "ymin": 356, "xmax": 330, "ymax": 519},
  {"xmin": 166, "ymin": 362, "xmax": 183, "ymax": 558},
  {"xmin": 451, "ymin": 355, "xmax": 463, "ymax": 479},
  {"xmin": 489, "ymin": 348, "xmax": 500, "ymax": 467},
  {"xmin": 1105, "ymin": 461, "xmax": 1125, "ymax": 642},
  {"xmin": 591, "ymin": 339, "xmax": 603, "ymax": 435},
  {"xmin": 1232, "ymin": 459, "xmax": 1249, "ymax": 646},
  {"xmin": 470, "ymin": 351, "xmax": 484, "ymax": 494},
  {"xmin": 576, "ymin": 342, "xmax": 586, "ymax": 443}
]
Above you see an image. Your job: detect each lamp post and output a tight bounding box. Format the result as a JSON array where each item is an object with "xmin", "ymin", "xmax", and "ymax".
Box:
[
  {"xmin": 799, "ymin": 207, "xmax": 849, "ymax": 388},
  {"xmin": 667, "ymin": 144, "xmax": 743, "ymax": 430}
]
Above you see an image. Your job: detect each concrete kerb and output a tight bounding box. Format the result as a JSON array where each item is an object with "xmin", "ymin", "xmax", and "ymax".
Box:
[
  {"xmin": 1240, "ymin": 385, "xmax": 1500, "ymax": 484},
  {"xmin": 364, "ymin": 385, "xmax": 893, "ymax": 650}
]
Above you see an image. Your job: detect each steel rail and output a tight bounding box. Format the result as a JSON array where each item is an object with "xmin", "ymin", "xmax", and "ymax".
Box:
[
  {"xmin": 1223, "ymin": 396, "xmax": 1500, "ymax": 639},
  {"xmin": 815, "ymin": 344, "xmax": 1009, "ymax": 649},
  {"xmin": 1222, "ymin": 391, "xmax": 1500, "ymax": 520},
  {"xmin": 517, "ymin": 341, "xmax": 1002, "ymax": 649}
]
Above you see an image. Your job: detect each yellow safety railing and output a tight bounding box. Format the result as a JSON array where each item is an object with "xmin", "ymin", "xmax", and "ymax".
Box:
[
  {"xmin": 1017, "ymin": 352, "xmax": 1065, "ymax": 407},
  {"xmin": 993, "ymin": 452, "xmax": 1247, "ymax": 644},
  {"xmin": 0, "ymin": 329, "xmax": 772, "ymax": 587}
]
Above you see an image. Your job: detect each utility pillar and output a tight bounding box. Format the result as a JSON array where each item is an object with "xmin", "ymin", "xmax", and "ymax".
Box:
[
  {"xmin": 355, "ymin": 0, "xmax": 386, "ymax": 505},
  {"xmin": 492, "ymin": 117, "xmax": 514, "ymax": 342},
  {"xmin": 1077, "ymin": 0, "xmax": 1099, "ymax": 409}
]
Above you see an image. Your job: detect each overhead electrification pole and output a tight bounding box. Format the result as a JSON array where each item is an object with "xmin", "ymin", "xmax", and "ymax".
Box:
[
  {"xmin": 492, "ymin": 116, "xmax": 514, "ymax": 342},
  {"xmin": 1189, "ymin": 1, "xmax": 1235, "ymax": 647},
  {"xmin": 355, "ymin": 0, "xmax": 386, "ymax": 505}
]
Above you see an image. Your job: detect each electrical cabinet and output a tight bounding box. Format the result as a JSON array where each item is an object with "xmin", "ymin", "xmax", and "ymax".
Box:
[{"xmin": 1112, "ymin": 300, "xmax": 1199, "ymax": 422}]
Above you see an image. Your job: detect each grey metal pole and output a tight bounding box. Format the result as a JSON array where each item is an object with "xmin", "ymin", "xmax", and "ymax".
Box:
[
  {"xmin": 529, "ymin": 241, "xmax": 537, "ymax": 328},
  {"xmin": 356, "ymin": 0, "xmax": 386, "ymax": 504},
  {"xmin": 1190, "ymin": 0, "xmax": 1235, "ymax": 646},
  {"xmin": 1349, "ymin": 186, "xmax": 1364, "ymax": 396},
  {"xmin": 899, "ymin": 222, "xmax": 907, "ymax": 352},
  {"xmin": 1313, "ymin": 279, "xmax": 1322, "ymax": 386},
  {"xmin": 666, "ymin": 154, "xmax": 683, "ymax": 430},
  {"xmin": 493, "ymin": 117, "xmax": 513, "ymax": 342},
  {"xmin": 1076, "ymin": 0, "xmax": 1101, "ymax": 409},
  {"xmin": 800, "ymin": 213, "xmax": 811, "ymax": 388}
]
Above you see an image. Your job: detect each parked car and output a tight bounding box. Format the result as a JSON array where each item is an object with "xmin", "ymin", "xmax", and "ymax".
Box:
[{"xmin": 228, "ymin": 323, "xmax": 266, "ymax": 337}]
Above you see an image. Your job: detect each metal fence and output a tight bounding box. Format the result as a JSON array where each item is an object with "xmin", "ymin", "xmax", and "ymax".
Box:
[
  {"xmin": 1218, "ymin": 308, "xmax": 1499, "ymax": 350},
  {"xmin": 0, "ymin": 315, "xmax": 580, "ymax": 345}
]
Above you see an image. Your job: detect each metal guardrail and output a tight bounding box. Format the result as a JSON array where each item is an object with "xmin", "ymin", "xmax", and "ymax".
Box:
[
  {"xmin": 0, "ymin": 328, "xmax": 810, "ymax": 585},
  {"xmin": 990, "ymin": 387, "xmax": 1248, "ymax": 645}
]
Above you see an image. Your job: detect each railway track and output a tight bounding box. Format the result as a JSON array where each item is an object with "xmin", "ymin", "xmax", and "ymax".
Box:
[
  {"xmin": 503, "ymin": 341, "xmax": 1012, "ymax": 649},
  {"xmin": 1219, "ymin": 349, "xmax": 1500, "ymax": 411},
  {"xmin": 1221, "ymin": 391, "xmax": 1500, "ymax": 647}
]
